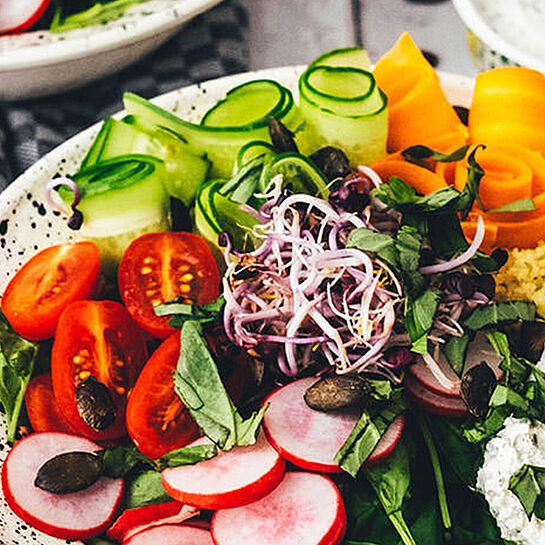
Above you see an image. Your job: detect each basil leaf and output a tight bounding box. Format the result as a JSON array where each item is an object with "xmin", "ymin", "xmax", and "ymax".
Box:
[
  {"xmin": 347, "ymin": 229, "xmax": 399, "ymax": 269},
  {"xmin": 124, "ymin": 470, "xmax": 171, "ymax": 509},
  {"xmin": 99, "ymin": 446, "xmax": 150, "ymax": 478},
  {"xmin": 0, "ymin": 312, "xmax": 39, "ymax": 443},
  {"xmin": 488, "ymin": 197, "xmax": 535, "ymax": 213},
  {"xmin": 401, "ymin": 144, "xmax": 470, "ymax": 166},
  {"xmin": 158, "ymin": 443, "xmax": 218, "ymax": 469},
  {"xmin": 404, "ymin": 288, "xmax": 441, "ymax": 353},
  {"xmin": 509, "ymin": 465, "xmax": 545, "ymax": 520},
  {"xmin": 372, "ymin": 177, "xmax": 418, "ymax": 208},
  {"xmin": 173, "ymin": 321, "xmax": 265, "ymax": 450},
  {"xmin": 395, "ymin": 225, "xmax": 421, "ymax": 275},
  {"xmin": 154, "ymin": 295, "xmax": 225, "ymax": 328},
  {"xmin": 443, "ymin": 333, "xmax": 470, "ymax": 376},
  {"xmin": 463, "ymin": 301, "xmax": 536, "ymax": 330},
  {"xmin": 457, "ymin": 145, "xmax": 486, "ymax": 220}
]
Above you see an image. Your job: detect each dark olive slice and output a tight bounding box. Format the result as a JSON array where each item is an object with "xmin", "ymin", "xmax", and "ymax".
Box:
[
  {"xmin": 310, "ymin": 146, "xmax": 351, "ymax": 181},
  {"xmin": 35, "ymin": 451, "xmax": 104, "ymax": 494},
  {"xmin": 268, "ymin": 118, "xmax": 298, "ymax": 153}
]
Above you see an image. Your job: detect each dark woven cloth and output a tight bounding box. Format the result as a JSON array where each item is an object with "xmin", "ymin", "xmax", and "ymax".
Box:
[{"xmin": 0, "ymin": 0, "xmax": 249, "ymax": 192}]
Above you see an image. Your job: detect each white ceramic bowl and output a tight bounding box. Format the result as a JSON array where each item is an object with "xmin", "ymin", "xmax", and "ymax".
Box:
[
  {"xmin": 0, "ymin": 0, "xmax": 224, "ymax": 101},
  {"xmin": 0, "ymin": 66, "xmax": 473, "ymax": 544},
  {"xmin": 453, "ymin": 0, "xmax": 545, "ymax": 73}
]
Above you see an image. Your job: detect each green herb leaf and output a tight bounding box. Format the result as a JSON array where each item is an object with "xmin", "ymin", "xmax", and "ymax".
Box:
[
  {"xmin": 124, "ymin": 470, "xmax": 171, "ymax": 509},
  {"xmin": 488, "ymin": 198, "xmax": 535, "ymax": 213},
  {"xmin": 444, "ymin": 333, "xmax": 470, "ymax": 376},
  {"xmin": 99, "ymin": 445, "xmax": 150, "ymax": 478},
  {"xmin": 158, "ymin": 443, "xmax": 218, "ymax": 469},
  {"xmin": 347, "ymin": 229, "xmax": 399, "ymax": 269},
  {"xmin": 457, "ymin": 145, "xmax": 486, "ymax": 220},
  {"xmin": 173, "ymin": 321, "xmax": 266, "ymax": 450},
  {"xmin": 154, "ymin": 295, "xmax": 225, "ymax": 328},
  {"xmin": 404, "ymin": 288, "xmax": 441, "ymax": 353},
  {"xmin": 401, "ymin": 144, "xmax": 470, "ymax": 166},
  {"xmin": 0, "ymin": 312, "xmax": 39, "ymax": 443},
  {"xmin": 463, "ymin": 301, "xmax": 536, "ymax": 330},
  {"xmin": 509, "ymin": 464, "xmax": 545, "ymax": 520}
]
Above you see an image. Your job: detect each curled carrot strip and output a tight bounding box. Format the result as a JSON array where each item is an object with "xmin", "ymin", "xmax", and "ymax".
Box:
[
  {"xmin": 373, "ymin": 33, "xmax": 466, "ymax": 153},
  {"xmin": 469, "ymin": 67, "xmax": 545, "ymax": 153}
]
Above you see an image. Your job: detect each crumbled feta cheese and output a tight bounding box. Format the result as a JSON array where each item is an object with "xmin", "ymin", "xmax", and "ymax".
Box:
[{"xmin": 477, "ymin": 417, "xmax": 545, "ymax": 544}]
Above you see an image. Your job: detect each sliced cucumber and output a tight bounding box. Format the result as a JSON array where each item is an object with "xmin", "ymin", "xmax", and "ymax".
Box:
[
  {"xmin": 123, "ymin": 83, "xmax": 301, "ymax": 179},
  {"xmin": 236, "ymin": 140, "xmax": 276, "ymax": 169},
  {"xmin": 298, "ymin": 64, "xmax": 387, "ymax": 165},
  {"xmin": 308, "ymin": 47, "xmax": 371, "ymax": 70},
  {"xmin": 62, "ymin": 154, "xmax": 170, "ymax": 276},
  {"xmin": 259, "ymin": 153, "xmax": 329, "ymax": 197},
  {"xmin": 220, "ymin": 155, "xmax": 266, "ymax": 204},
  {"xmin": 83, "ymin": 116, "xmax": 209, "ymax": 206}
]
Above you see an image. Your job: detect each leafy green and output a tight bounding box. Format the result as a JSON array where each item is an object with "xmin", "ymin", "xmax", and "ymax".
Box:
[
  {"xmin": 444, "ymin": 333, "xmax": 470, "ymax": 375},
  {"xmin": 463, "ymin": 301, "xmax": 536, "ymax": 330},
  {"xmin": 346, "ymin": 228, "xmax": 399, "ymax": 268},
  {"xmin": 0, "ymin": 313, "xmax": 40, "ymax": 443},
  {"xmin": 404, "ymin": 288, "xmax": 440, "ymax": 353},
  {"xmin": 124, "ymin": 470, "xmax": 171, "ymax": 509},
  {"xmin": 158, "ymin": 443, "xmax": 218, "ymax": 468},
  {"xmin": 50, "ymin": 0, "xmax": 148, "ymax": 33},
  {"xmin": 488, "ymin": 198, "xmax": 535, "ymax": 213},
  {"xmin": 457, "ymin": 146, "xmax": 486, "ymax": 220},
  {"xmin": 401, "ymin": 144, "xmax": 470, "ymax": 167},
  {"xmin": 365, "ymin": 442, "xmax": 417, "ymax": 545},
  {"xmin": 335, "ymin": 395, "xmax": 407, "ymax": 477},
  {"xmin": 173, "ymin": 321, "xmax": 265, "ymax": 450},
  {"xmin": 508, "ymin": 464, "xmax": 545, "ymax": 519},
  {"xmin": 154, "ymin": 295, "xmax": 225, "ymax": 328}
]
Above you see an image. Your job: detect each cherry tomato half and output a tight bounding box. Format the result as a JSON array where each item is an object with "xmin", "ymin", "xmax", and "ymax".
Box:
[
  {"xmin": 52, "ymin": 299, "xmax": 148, "ymax": 441},
  {"xmin": 126, "ymin": 333, "xmax": 200, "ymax": 459},
  {"xmin": 1, "ymin": 241, "xmax": 100, "ymax": 340},
  {"xmin": 25, "ymin": 373, "xmax": 74, "ymax": 434},
  {"xmin": 118, "ymin": 232, "xmax": 220, "ymax": 339}
]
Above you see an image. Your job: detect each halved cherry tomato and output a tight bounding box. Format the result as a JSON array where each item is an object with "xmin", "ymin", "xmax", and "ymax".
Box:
[
  {"xmin": 25, "ymin": 373, "xmax": 74, "ymax": 434},
  {"xmin": 52, "ymin": 300, "xmax": 148, "ymax": 441},
  {"xmin": 126, "ymin": 328, "xmax": 250, "ymax": 459},
  {"xmin": 126, "ymin": 333, "xmax": 201, "ymax": 459},
  {"xmin": 1, "ymin": 241, "xmax": 100, "ymax": 340},
  {"xmin": 118, "ymin": 233, "xmax": 220, "ymax": 338}
]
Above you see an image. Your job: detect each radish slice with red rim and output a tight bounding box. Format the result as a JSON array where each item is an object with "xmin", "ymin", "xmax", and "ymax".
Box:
[
  {"xmin": 0, "ymin": 0, "xmax": 51, "ymax": 34},
  {"xmin": 107, "ymin": 501, "xmax": 197, "ymax": 542},
  {"xmin": 161, "ymin": 433, "xmax": 285, "ymax": 510},
  {"xmin": 1, "ymin": 431, "xmax": 123, "ymax": 540},
  {"xmin": 211, "ymin": 472, "xmax": 346, "ymax": 545},
  {"xmin": 405, "ymin": 374, "xmax": 469, "ymax": 417},
  {"xmin": 123, "ymin": 523, "xmax": 213, "ymax": 545},
  {"xmin": 263, "ymin": 377, "xmax": 402, "ymax": 472}
]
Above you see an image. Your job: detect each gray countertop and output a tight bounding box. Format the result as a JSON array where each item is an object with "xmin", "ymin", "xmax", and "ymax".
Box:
[{"xmin": 241, "ymin": 0, "xmax": 476, "ymax": 76}]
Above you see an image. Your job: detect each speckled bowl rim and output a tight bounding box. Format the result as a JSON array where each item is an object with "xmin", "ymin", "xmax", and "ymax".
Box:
[
  {"xmin": 0, "ymin": 0, "xmax": 223, "ymax": 70},
  {"xmin": 453, "ymin": 0, "xmax": 545, "ymax": 72}
]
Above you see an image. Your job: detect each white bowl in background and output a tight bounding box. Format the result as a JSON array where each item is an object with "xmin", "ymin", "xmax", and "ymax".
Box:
[
  {"xmin": 0, "ymin": 0, "xmax": 223, "ymax": 101},
  {"xmin": 453, "ymin": 0, "xmax": 545, "ymax": 73}
]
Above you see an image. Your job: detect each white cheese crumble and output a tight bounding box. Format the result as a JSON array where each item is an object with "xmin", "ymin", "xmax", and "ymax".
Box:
[{"xmin": 477, "ymin": 417, "xmax": 545, "ymax": 545}]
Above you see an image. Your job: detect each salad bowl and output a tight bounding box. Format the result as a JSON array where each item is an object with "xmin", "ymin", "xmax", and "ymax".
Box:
[
  {"xmin": 0, "ymin": 66, "xmax": 474, "ymax": 544},
  {"xmin": 0, "ymin": 0, "xmax": 224, "ymax": 100}
]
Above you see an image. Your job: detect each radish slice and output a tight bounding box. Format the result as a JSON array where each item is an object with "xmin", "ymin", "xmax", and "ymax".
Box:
[
  {"xmin": 365, "ymin": 414, "xmax": 405, "ymax": 467},
  {"xmin": 123, "ymin": 523, "xmax": 213, "ymax": 545},
  {"xmin": 211, "ymin": 472, "xmax": 346, "ymax": 545},
  {"xmin": 405, "ymin": 375, "xmax": 468, "ymax": 417},
  {"xmin": 161, "ymin": 433, "xmax": 285, "ymax": 510},
  {"xmin": 263, "ymin": 377, "xmax": 402, "ymax": 472},
  {"xmin": 107, "ymin": 501, "xmax": 198, "ymax": 542},
  {"xmin": 1, "ymin": 432, "xmax": 123, "ymax": 540},
  {"xmin": 408, "ymin": 332, "xmax": 503, "ymax": 398},
  {"xmin": 0, "ymin": 0, "xmax": 51, "ymax": 34}
]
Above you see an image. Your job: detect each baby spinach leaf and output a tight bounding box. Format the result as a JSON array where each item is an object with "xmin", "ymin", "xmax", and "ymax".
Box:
[
  {"xmin": 463, "ymin": 301, "xmax": 536, "ymax": 331},
  {"xmin": 173, "ymin": 321, "xmax": 265, "ymax": 450},
  {"xmin": 488, "ymin": 197, "xmax": 535, "ymax": 213},
  {"xmin": 158, "ymin": 443, "xmax": 218, "ymax": 469},
  {"xmin": 0, "ymin": 312, "xmax": 40, "ymax": 443},
  {"xmin": 347, "ymin": 229, "xmax": 399, "ymax": 269},
  {"xmin": 508, "ymin": 464, "xmax": 545, "ymax": 519},
  {"xmin": 124, "ymin": 470, "xmax": 171, "ymax": 509},
  {"xmin": 404, "ymin": 288, "xmax": 441, "ymax": 353},
  {"xmin": 444, "ymin": 333, "xmax": 470, "ymax": 376},
  {"xmin": 401, "ymin": 144, "xmax": 470, "ymax": 167},
  {"xmin": 154, "ymin": 295, "xmax": 225, "ymax": 328}
]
